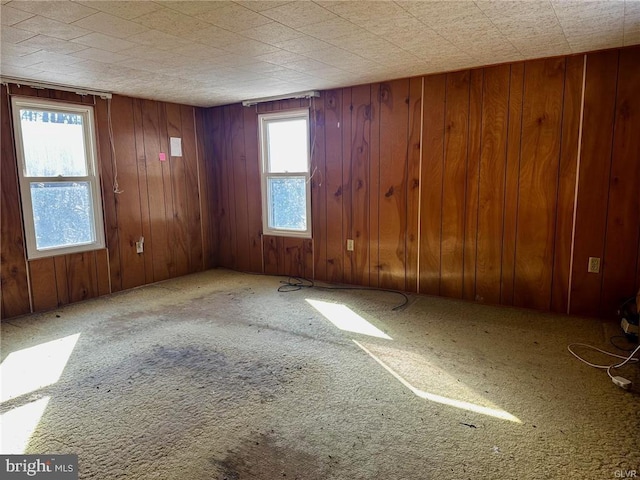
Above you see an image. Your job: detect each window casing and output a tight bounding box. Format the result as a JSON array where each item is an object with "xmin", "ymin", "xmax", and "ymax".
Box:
[
  {"xmin": 259, "ymin": 109, "xmax": 311, "ymax": 238},
  {"xmin": 11, "ymin": 96, "xmax": 105, "ymax": 259}
]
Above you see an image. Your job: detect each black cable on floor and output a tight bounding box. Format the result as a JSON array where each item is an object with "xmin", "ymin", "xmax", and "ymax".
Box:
[{"xmin": 277, "ymin": 276, "xmax": 409, "ymax": 311}]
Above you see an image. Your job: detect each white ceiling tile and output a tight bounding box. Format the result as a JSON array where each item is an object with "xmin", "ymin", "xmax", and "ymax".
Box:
[
  {"xmin": 260, "ymin": 1, "xmax": 338, "ymax": 28},
  {"xmin": 1, "ymin": 42, "xmax": 40, "ymax": 57},
  {"xmin": 239, "ymin": 21, "xmax": 304, "ymax": 46},
  {"xmin": 133, "ymin": 7, "xmax": 212, "ymax": 37},
  {"xmin": 0, "ymin": 64, "xmax": 44, "ymax": 77},
  {"xmin": 1, "ymin": 24, "xmax": 37, "ymax": 43},
  {"xmin": 75, "ymin": 1, "xmax": 164, "ymax": 20},
  {"xmin": 13, "ymin": 15, "xmax": 91, "ymax": 40},
  {"xmin": 70, "ymin": 32, "xmax": 136, "ymax": 53},
  {"xmin": 169, "ymin": 43, "xmax": 228, "ymax": 60},
  {"xmin": 297, "ymin": 17, "xmax": 364, "ymax": 40},
  {"xmin": 18, "ymin": 34, "xmax": 89, "ymax": 55},
  {"xmin": 126, "ymin": 30, "xmax": 192, "ymax": 51},
  {"xmin": 236, "ymin": 1, "xmax": 291, "ymax": 13},
  {"xmin": 161, "ymin": 1, "xmax": 230, "ymax": 16},
  {"xmin": 72, "ymin": 12, "xmax": 149, "ymax": 38},
  {"xmin": 9, "ymin": 1, "xmax": 97, "ymax": 23},
  {"xmin": 1, "ymin": 5, "xmax": 35, "ymax": 25},
  {"xmin": 277, "ymin": 35, "xmax": 333, "ymax": 53},
  {"xmin": 199, "ymin": 3, "xmax": 271, "ymax": 30},
  {"xmin": 16, "ymin": 50, "xmax": 85, "ymax": 67},
  {"xmin": 71, "ymin": 47, "xmax": 129, "ymax": 64},
  {"xmin": 220, "ymin": 39, "xmax": 281, "ymax": 56},
  {"xmin": 624, "ymin": 0, "xmax": 640, "ymax": 45}
]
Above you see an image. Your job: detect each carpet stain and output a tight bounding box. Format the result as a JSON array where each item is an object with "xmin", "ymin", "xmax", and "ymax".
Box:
[{"xmin": 211, "ymin": 433, "xmax": 327, "ymax": 480}]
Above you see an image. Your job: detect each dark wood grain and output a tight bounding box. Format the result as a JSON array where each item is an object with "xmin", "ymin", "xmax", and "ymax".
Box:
[
  {"xmin": 311, "ymin": 94, "xmax": 328, "ymax": 281},
  {"xmin": 501, "ymin": 63, "xmax": 524, "ymax": 306},
  {"xmin": 514, "ymin": 58, "xmax": 565, "ymax": 311},
  {"xmin": 324, "ymin": 89, "xmax": 344, "ymax": 283},
  {"xmin": 406, "ymin": 77, "xmax": 422, "ymax": 293},
  {"xmin": 342, "ymin": 87, "xmax": 353, "ymax": 284},
  {"xmin": 369, "ymin": 84, "xmax": 381, "ymax": 288},
  {"xmin": 551, "ymin": 55, "xmax": 583, "ymax": 313},
  {"xmin": 242, "ymin": 105, "xmax": 263, "ymax": 273},
  {"xmin": 0, "ymin": 85, "xmax": 31, "ymax": 317},
  {"xmin": 440, "ymin": 71, "xmax": 470, "ymax": 298},
  {"xmin": 569, "ymin": 50, "xmax": 619, "ymax": 315},
  {"xmin": 463, "ymin": 69, "xmax": 483, "ymax": 301},
  {"xmin": 419, "ymin": 74, "xmax": 445, "ymax": 295},
  {"xmin": 351, "ymin": 85, "xmax": 372, "ymax": 286},
  {"xmin": 378, "ymin": 79, "xmax": 409, "ymax": 291},
  {"xmin": 601, "ymin": 47, "xmax": 640, "ymax": 316},
  {"xmin": 29, "ymin": 259, "xmax": 58, "ymax": 311}
]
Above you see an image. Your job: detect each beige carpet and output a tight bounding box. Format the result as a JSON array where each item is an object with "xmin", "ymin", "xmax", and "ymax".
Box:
[{"xmin": 1, "ymin": 269, "xmax": 639, "ymax": 479}]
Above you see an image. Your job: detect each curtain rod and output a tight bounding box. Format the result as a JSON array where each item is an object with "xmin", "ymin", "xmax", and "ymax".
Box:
[
  {"xmin": 1, "ymin": 76, "xmax": 112, "ymax": 99},
  {"xmin": 242, "ymin": 90, "xmax": 319, "ymax": 107}
]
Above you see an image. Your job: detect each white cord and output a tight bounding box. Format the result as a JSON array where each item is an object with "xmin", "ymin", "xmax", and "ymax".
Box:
[
  {"xmin": 568, "ymin": 343, "xmax": 640, "ymax": 382},
  {"xmin": 107, "ymin": 98, "xmax": 123, "ymax": 194}
]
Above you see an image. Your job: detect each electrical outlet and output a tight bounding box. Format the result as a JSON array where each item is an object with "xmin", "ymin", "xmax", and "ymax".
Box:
[
  {"xmin": 136, "ymin": 236, "xmax": 144, "ymax": 254},
  {"xmin": 588, "ymin": 257, "xmax": 600, "ymax": 273},
  {"xmin": 346, "ymin": 239, "xmax": 354, "ymax": 251}
]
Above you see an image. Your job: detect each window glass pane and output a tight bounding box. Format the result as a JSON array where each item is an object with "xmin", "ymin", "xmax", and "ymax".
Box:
[
  {"xmin": 268, "ymin": 177, "xmax": 307, "ymax": 231},
  {"xmin": 20, "ymin": 109, "xmax": 87, "ymax": 177},
  {"xmin": 267, "ymin": 119, "xmax": 308, "ymax": 173},
  {"xmin": 30, "ymin": 182, "xmax": 95, "ymax": 250}
]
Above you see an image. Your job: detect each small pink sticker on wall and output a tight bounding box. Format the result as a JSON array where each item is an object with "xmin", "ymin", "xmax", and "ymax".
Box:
[{"xmin": 159, "ymin": 152, "xmax": 166, "ymax": 161}]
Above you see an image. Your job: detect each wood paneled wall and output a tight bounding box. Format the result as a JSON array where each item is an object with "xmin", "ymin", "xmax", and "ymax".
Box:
[
  {"xmin": 206, "ymin": 45, "xmax": 640, "ymax": 318},
  {"xmin": 1, "ymin": 84, "xmax": 209, "ymax": 319}
]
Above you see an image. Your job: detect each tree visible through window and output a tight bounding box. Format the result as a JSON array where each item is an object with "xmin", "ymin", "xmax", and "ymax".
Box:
[
  {"xmin": 12, "ymin": 97, "xmax": 105, "ymax": 259},
  {"xmin": 259, "ymin": 110, "xmax": 311, "ymax": 238}
]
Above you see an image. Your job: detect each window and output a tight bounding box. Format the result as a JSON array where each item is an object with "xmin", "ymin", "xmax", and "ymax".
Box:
[
  {"xmin": 11, "ymin": 97, "xmax": 105, "ymax": 259},
  {"xmin": 259, "ymin": 109, "xmax": 311, "ymax": 238}
]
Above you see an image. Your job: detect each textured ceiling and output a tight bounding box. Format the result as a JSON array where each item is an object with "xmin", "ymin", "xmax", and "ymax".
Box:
[{"xmin": 1, "ymin": 0, "xmax": 639, "ymax": 107}]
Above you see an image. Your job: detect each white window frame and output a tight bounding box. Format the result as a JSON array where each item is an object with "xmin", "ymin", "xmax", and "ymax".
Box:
[
  {"xmin": 11, "ymin": 96, "xmax": 105, "ymax": 259},
  {"xmin": 258, "ymin": 109, "xmax": 312, "ymax": 238}
]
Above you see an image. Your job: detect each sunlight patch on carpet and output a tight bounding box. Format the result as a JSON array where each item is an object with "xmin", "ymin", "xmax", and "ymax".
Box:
[
  {"xmin": 306, "ymin": 299, "xmax": 392, "ymax": 340},
  {"xmin": 0, "ymin": 396, "xmax": 50, "ymax": 453},
  {"xmin": 1, "ymin": 333, "xmax": 80, "ymax": 402},
  {"xmin": 353, "ymin": 340, "xmax": 521, "ymax": 423}
]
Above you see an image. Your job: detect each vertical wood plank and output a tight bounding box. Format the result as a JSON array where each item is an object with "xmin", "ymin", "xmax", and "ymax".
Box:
[
  {"xmin": 166, "ymin": 102, "xmax": 190, "ymax": 277},
  {"xmin": 242, "ymin": 105, "xmax": 263, "ymax": 273},
  {"xmin": 601, "ymin": 46, "xmax": 640, "ymax": 316},
  {"xmin": 95, "ymin": 249, "xmax": 111, "ymax": 296},
  {"xmin": 29, "ymin": 259, "xmax": 58, "ymax": 311},
  {"xmin": 263, "ymin": 235, "xmax": 280, "ymax": 275},
  {"xmin": 141, "ymin": 99, "xmax": 171, "ymax": 281},
  {"xmin": 229, "ymin": 104, "xmax": 251, "ymax": 272},
  {"xmin": 195, "ymin": 108, "xmax": 214, "ymax": 269},
  {"xmin": 324, "ymin": 89, "xmax": 343, "ymax": 282},
  {"xmin": 369, "ymin": 84, "xmax": 381, "ymax": 288},
  {"xmin": 132, "ymin": 98, "xmax": 154, "ymax": 285},
  {"xmin": 0, "ymin": 85, "xmax": 31, "ymax": 317},
  {"xmin": 111, "ymin": 96, "xmax": 146, "ymax": 290},
  {"xmin": 419, "ymin": 74, "xmax": 446, "ymax": 295},
  {"xmin": 311, "ymin": 94, "xmax": 328, "ymax": 281},
  {"xmin": 95, "ymin": 97, "xmax": 122, "ymax": 293},
  {"xmin": 342, "ymin": 87, "xmax": 353, "ymax": 284},
  {"xmin": 514, "ymin": 58, "xmax": 566, "ymax": 310},
  {"xmin": 378, "ymin": 79, "xmax": 409, "ymax": 291},
  {"xmin": 551, "ymin": 55, "xmax": 583, "ymax": 313},
  {"xmin": 570, "ymin": 50, "xmax": 619, "ymax": 315},
  {"xmin": 284, "ymin": 238, "xmax": 304, "ymax": 277},
  {"xmin": 350, "ymin": 85, "xmax": 372, "ymax": 286},
  {"xmin": 222, "ymin": 105, "xmax": 238, "ymax": 268},
  {"xmin": 210, "ymin": 107, "xmax": 229, "ymax": 268},
  {"xmin": 463, "ymin": 69, "xmax": 483, "ymax": 301},
  {"xmin": 180, "ymin": 105, "xmax": 204, "ymax": 273},
  {"xmin": 66, "ymin": 252, "xmax": 98, "ymax": 303},
  {"xmin": 158, "ymin": 103, "xmax": 176, "ymax": 278},
  {"xmin": 476, "ymin": 64, "xmax": 510, "ymax": 304},
  {"xmin": 54, "ymin": 256, "xmax": 70, "ymax": 306},
  {"xmin": 501, "ymin": 63, "xmax": 525, "ymax": 306},
  {"xmin": 440, "ymin": 71, "xmax": 470, "ymax": 298},
  {"xmin": 406, "ymin": 77, "xmax": 422, "ymax": 293}
]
